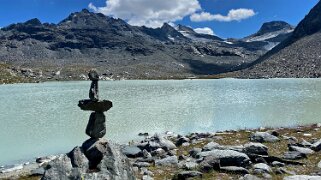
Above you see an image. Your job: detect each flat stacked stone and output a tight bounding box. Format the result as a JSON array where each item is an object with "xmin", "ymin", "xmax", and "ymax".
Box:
[{"xmin": 78, "ymin": 70, "xmax": 113, "ymax": 139}]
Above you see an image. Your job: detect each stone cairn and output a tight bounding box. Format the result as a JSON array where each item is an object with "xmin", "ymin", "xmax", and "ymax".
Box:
[{"xmin": 78, "ymin": 70, "xmax": 113, "ymax": 168}]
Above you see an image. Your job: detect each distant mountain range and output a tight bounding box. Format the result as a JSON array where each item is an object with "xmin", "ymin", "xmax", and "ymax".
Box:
[
  {"xmin": 236, "ymin": 0, "xmax": 321, "ymax": 78},
  {"xmin": 0, "ymin": 7, "xmax": 305, "ymax": 80}
]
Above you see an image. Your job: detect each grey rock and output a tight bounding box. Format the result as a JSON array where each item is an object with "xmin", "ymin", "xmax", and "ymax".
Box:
[
  {"xmin": 244, "ymin": 142, "xmax": 268, "ymax": 155},
  {"xmin": 151, "ymin": 148, "xmax": 166, "ymax": 157},
  {"xmin": 189, "ymin": 148, "xmax": 202, "ymax": 158},
  {"xmin": 175, "ymin": 171, "xmax": 203, "ymax": 180},
  {"xmin": 197, "ymin": 149, "xmax": 250, "ymax": 167},
  {"xmin": 289, "ymin": 145, "xmax": 314, "ymax": 155},
  {"xmin": 283, "ymin": 175, "xmax": 321, "ymax": 180},
  {"xmin": 133, "ymin": 162, "xmax": 150, "ymax": 168},
  {"xmin": 241, "ymin": 174, "xmax": 263, "ymax": 180},
  {"xmin": 88, "ymin": 70, "xmax": 99, "ymax": 81},
  {"xmin": 283, "ymin": 151, "xmax": 307, "ymax": 160},
  {"xmin": 203, "ymin": 142, "xmax": 220, "ymax": 151},
  {"xmin": 250, "ymin": 132, "xmax": 280, "ymax": 143},
  {"xmin": 199, "ymin": 156, "xmax": 220, "ymax": 172},
  {"xmin": 78, "ymin": 99, "xmax": 113, "ymax": 112},
  {"xmin": 67, "ymin": 146, "xmax": 88, "ymax": 169},
  {"xmin": 155, "ymin": 156, "xmax": 178, "ymax": 166},
  {"xmin": 253, "ymin": 163, "xmax": 272, "ymax": 174},
  {"xmin": 82, "ymin": 138, "xmax": 108, "ymax": 169},
  {"xmin": 300, "ymin": 139, "xmax": 313, "ymax": 147},
  {"xmin": 88, "ymin": 70, "xmax": 99, "ymax": 101},
  {"xmin": 318, "ymin": 160, "xmax": 321, "ymax": 168},
  {"xmin": 182, "ymin": 161, "xmax": 199, "ymax": 170},
  {"xmin": 220, "ymin": 166, "xmax": 249, "ymax": 174},
  {"xmin": 154, "ymin": 134, "xmax": 177, "ymax": 151},
  {"xmin": 311, "ymin": 139, "xmax": 321, "ymax": 151},
  {"xmin": 85, "ymin": 112, "xmax": 106, "ymax": 139},
  {"xmin": 142, "ymin": 149, "xmax": 152, "ymax": 159},
  {"xmin": 176, "ymin": 137, "xmax": 190, "ymax": 146},
  {"xmin": 271, "ymin": 161, "xmax": 285, "ymax": 167},
  {"xmin": 122, "ymin": 145, "xmax": 142, "ymax": 158},
  {"xmin": 42, "ymin": 155, "xmax": 73, "ymax": 180}
]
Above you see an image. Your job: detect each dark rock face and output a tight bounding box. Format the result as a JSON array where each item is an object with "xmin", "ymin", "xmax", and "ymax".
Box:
[
  {"xmin": 85, "ymin": 112, "xmax": 106, "ymax": 139},
  {"xmin": 82, "ymin": 138, "xmax": 108, "ymax": 169}
]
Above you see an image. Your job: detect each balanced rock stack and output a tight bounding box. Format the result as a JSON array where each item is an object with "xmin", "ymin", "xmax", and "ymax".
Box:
[
  {"xmin": 78, "ymin": 70, "xmax": 112, "ymax": 139},
  {"xmin": 41, "ymin": 70, "xmax": 135, "ymax": 179}
]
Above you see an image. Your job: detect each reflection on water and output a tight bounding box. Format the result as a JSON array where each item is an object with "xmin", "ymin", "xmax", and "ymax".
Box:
[{"xmin": 0, "ymin": 79, "xmax": 321, "ymax": 165}]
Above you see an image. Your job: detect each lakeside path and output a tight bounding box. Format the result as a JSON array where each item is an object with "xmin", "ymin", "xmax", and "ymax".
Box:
[{"xmin": 1, "ymin": 123, "xmax": 321, "ymax": 180}]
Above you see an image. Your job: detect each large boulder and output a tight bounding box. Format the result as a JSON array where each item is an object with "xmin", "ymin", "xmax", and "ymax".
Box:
[
  {"xmin": 197, "ymin": 149, "xmax": 250, "ymax": 167},
  {"xmin": 154, "ymin": 134, "xmax": 177, "ymax": 151},
  {"xmin": 82, "ymin": 138, "xmax": 108, "ymax": 169},
  {"xmin": 42, "ymin": 140, "xmax": 135, "ymax": 180},
  {"xmin": 250, "ymin": 132, "xmax": 280, "ymax": 143}
]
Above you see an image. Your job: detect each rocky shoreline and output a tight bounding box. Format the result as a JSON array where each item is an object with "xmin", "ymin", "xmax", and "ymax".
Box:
[{"xmin": 1, "ymin": 123, "xmax": 321, "ymax": 180}]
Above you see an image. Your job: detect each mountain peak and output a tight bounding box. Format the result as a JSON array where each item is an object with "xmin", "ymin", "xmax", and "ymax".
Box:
[
  {"xmin": 177, "ymin": 24, "xmax": 195, "ymax": 33},
  {"xmin": 256, "ymin": 21, "xmax": 294, "ymax": 36},
  {"xmin": 24, "ymin": 18, "xmax": 42, "ymax": 26}
]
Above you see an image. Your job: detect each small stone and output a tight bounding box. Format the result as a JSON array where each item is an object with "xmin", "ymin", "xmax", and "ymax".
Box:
[
  {"xmin": 250, "ymin": 132, "xmax": 280, "ymax": 143},
  {"xmin": 241, "ymin": 174, "xmax": 263, "ymax": 180},
  {"xmin": 176, "ymin": 137, "xmax": 190, "ymax": 146},
  {"xmin": 133, "ymin": 162, "xmax": 150, "ymax": 168},
  {"xmin": 271, "ymin": 161, "xmax": 285, "ymax": 167},
  {"xmin": 283, "ymin": 151, "xmax": 307, "ymax": 160},
  {"xmin": 311, "ymin": 139, "xmax": 321, "ymax": 151},
  {"xmin": 303, "ymin": 133, "xmax": 312, "ymax": 137},
  {"xmin": 317, "ymin": 161, "xmax": 321, "ymax": 168},
  {"xmin": 189, "ymin": 148, "xmax": 202, "ymax": 158},
  {"xmin": 220, "ymin": 166, "xmax": 249, "ymax": 174},
  {"xmin": 182, "ymin": 161, "xmax": 199, "ymax": 170},
  {"xmin": 88, "ymin": 70, "xmax": 99, "ymax": 81},
  {"xmin": 253, "ymin": 163, "xmax": 272, "ymax": 174},
  {"xmin": 143, "ymin": 149, "xmax": 152, "ymax": 158}
]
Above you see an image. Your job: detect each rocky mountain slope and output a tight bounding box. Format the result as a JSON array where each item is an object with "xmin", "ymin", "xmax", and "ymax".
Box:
[
  {"xmin": 0, "ymin": 9, "xmax": 282, "ymax": 80},
  {"xmin": 236, "ymin": 1, "xmax": 321, "ymax": 78}
]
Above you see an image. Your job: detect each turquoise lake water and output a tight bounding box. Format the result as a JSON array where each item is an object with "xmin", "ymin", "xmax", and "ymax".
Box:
[{"xmin": 0, "ymin": 79, "xmax": 321, "ymax": 165}]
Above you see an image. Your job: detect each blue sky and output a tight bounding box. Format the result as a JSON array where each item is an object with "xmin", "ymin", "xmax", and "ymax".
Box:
[{"xmin": 0, "ymin": 0, "xmax": 318, "ymax": 38}]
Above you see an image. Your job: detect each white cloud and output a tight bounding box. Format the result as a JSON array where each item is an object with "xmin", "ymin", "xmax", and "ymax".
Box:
[
  {"xmin": 190, "ymin": 8, "xmax": 256, "ymax": 22},
  {"xmin": 89, "ymin": 0, "xmax": 201, "ymax": 28},
  {"xmin": 194, "ymin": 27, "xmax": 215, "ymax": 35}
]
